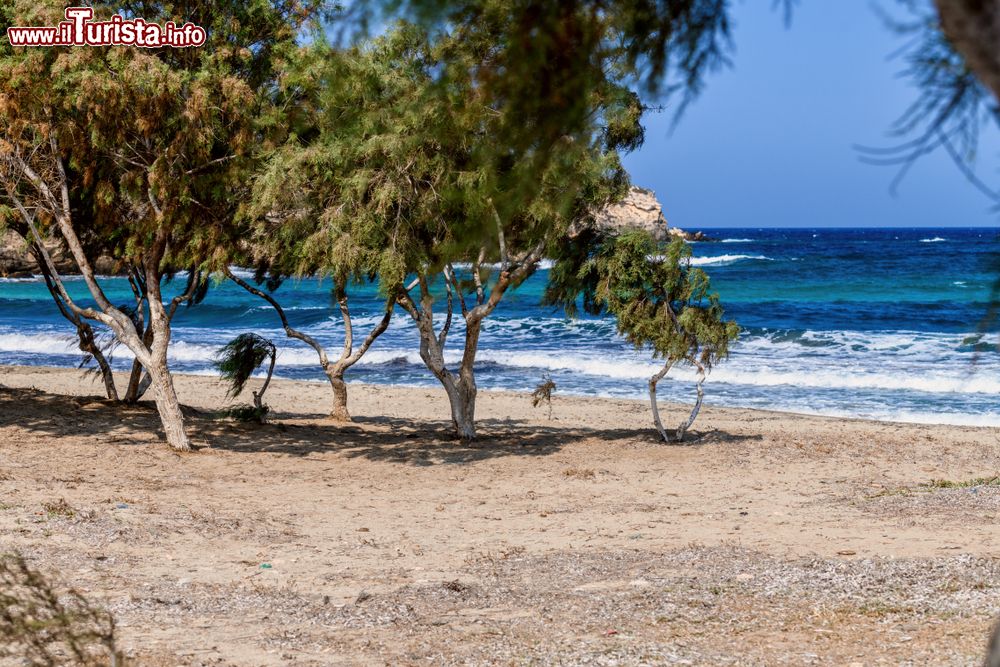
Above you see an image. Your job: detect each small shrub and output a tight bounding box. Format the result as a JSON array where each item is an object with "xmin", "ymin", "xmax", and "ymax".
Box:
[
  {"xmin": 215, "ymin": 333, "xmax": 277, "ymax": 423},
  {"xmin": 531, "ymin": 374, "xmax": 557, "ymax": 420},
  {"xmin": 41, "ymin": 499, "xmax": 75, "ymax": 519},
  {"xmin": 923, "ymin": 476, "xmax": 1000, "ymax": 489},
  {"xmin": 225, "ymin": 404, "xmax": 271, "ymax": 423},
  {"xmin": 0, "ymin": 553, "xmax": 122, "ymax": 666}
]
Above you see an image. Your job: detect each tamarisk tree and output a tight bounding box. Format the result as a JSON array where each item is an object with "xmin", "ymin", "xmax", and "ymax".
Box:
[
  {"xmin": 547, "ymin": 230, "xmax": 738, "ymax": 442},
  {"xmin": 262, "ymin": 24, "xmax": 641, "ymax": 439},
  {"xmin": 0, "ymin": 0, "xmax": 314, "ymax": 449},
  {"xmin": 240, "ymin": 43, "xmax": 396, "ymax": 422}
]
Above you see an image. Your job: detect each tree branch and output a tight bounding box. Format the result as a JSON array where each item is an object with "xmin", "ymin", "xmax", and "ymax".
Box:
[{"xmin": 225, "ymin": 267, "xmax": 331, "ymax": 369}]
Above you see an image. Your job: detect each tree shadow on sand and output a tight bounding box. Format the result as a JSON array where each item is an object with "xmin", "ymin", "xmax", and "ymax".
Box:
[{"xmin": 0, "ymin": 386, "xmax": 761, "ymax": 465}]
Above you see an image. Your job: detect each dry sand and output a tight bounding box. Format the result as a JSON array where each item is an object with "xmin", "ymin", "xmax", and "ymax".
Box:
[{"xmin": 1, "ymin": 364, "xmax": 999, "ymax": 665}]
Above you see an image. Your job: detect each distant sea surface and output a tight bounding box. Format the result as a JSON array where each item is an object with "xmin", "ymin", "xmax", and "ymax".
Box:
[{"xmin": 1, "ymin": 228, "xmax": 998, "ymax": 426}]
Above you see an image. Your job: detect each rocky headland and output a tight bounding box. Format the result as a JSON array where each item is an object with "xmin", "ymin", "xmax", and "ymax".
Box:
[{"xmin": 590, "ymin": 186, "xmax": 715, "ymax": 242}]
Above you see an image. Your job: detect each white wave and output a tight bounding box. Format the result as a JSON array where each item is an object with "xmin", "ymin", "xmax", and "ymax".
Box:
[
  {"xmin": 920, "ymin": 237, "xmax": 947, "ymax": 243},
  {"xmin": 704, "ymin": 366, "xmax": 1000, "ymax": 395},
  {"xmin": 0, "ymin": 274, "xmax": 120, "ymax": 284},
  {"xmin": 0, "ymin": 275, "xmax": 43, "ymax": 284},
  {"xmin": 349, "ymin": 345, "xmax": 1000, "ymax": 396},
  {"xmin": 452, "ymin": 259, "xmax": 555, "ymax": 271},
  {"xmin": 720, "ymin": 238, "xmax": 754, "ymax": 243},
  {"xmin": 735, "ymin": 329, "xmax": 971, "ymax": 355},
  {"xmin": 226, "ymin": 266, "xmax": 257, "ymax": 280},
  {"xmin": 0, "ymin": 333, "xmax": 80, "ymax": 356},
  {"xmin": 779, "ymin": 406, "xmax": 1000, "ymax": 428},
  {"xmin": 688, "ymin": 254, "xmax": 773, "ymax": 267}
]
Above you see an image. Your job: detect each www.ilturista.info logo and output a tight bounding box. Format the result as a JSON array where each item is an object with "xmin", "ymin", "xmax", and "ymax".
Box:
[{"xmin": 6, "ymin": 7, "xmax": 206, "ymax": 48}]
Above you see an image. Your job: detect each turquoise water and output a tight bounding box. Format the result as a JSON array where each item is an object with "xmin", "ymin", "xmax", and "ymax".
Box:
[{"xmin": 1, "ymin": 228, "xmax": 998, "ymax": 425}]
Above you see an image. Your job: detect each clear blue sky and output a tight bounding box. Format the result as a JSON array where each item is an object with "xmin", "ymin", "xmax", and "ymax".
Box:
[{"xmin": 622, "ymin": 0, "xmax": 1000, "ymax": 229}]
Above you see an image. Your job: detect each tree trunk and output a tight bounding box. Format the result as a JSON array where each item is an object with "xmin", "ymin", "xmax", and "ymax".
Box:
[
  {"xmin": 251, "ymin": 344, "xmax": 276, "ymax": 416},
  {"xmin": 444, "ymin": 379, "xmax": 477, "ymax": 440},
  {"xmin": 675, "ymin": 363, "xmax": 706, "ymax": 442},
  {"xmin": 141, "ymin": 241, "xmax": 191, "ymax": 452},
  {"xmin": 414, "ymin": 324, "xmax": 478, "ymax": 439},
  {"xmin": 29, "ymin": 242, "xmax": 118, "ymax": 401},
  {"xmin": 986, "ymin": 616, "xmax": 1000, "ymax": 667},
  {"xmin": 396, "ymin": 243, "xmax": 545, "ymax": 440},
  {"xmin": 327, "ymin": 366, "xmax": 351, "ymax": 422},
  {"xmin": 410, "ymin": 294, "xmax": 481, "ymax": 440},
  {"xmin": 123, "ymin": 361, "xmax": 144, "ymax": 403},
  {"xmin": 6, "ymin": 138, "xmax": 194, "ymax": 449},
  {"xmin": 453, "ymin": 313, "xmax": 481, "ymax": 440},
  {"xmin": 648, "ymin": 361, "xmax": 673, "ymax": 442},
  {"xmin": 80, "ymin": 326, "xmax": 118, "ymax": 402},
  {"xmin": 227, "ymin": 270, "xmax": 392, "ymax": 425},
  {"xmin": 147, "ymin": 358, "xmax": 191, "ymax": 451}
]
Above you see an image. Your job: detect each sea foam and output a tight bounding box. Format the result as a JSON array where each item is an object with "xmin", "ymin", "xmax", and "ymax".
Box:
[{"xmin": 689, "ymin": 254, "xmax": 773, "ymax": 266}]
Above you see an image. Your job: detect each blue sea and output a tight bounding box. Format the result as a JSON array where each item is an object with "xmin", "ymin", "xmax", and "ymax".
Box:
[{"xmin": 1, "ymin": 228, "xmax": 998, "ymax": 426}]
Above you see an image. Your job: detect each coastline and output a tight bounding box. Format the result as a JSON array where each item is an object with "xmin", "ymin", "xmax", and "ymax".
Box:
[{"xmin": 1, "ymin": 362, "xmax": 997, "ymax": 432}]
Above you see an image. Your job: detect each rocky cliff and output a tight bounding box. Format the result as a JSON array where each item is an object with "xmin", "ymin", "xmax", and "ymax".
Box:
[
  {"xmin": 591, "ymin": 186, "xmax": 714, "ymax": 242},
  {"xmin": 0, "ymin": 230, "xmax": 116, "ymax": 278}
]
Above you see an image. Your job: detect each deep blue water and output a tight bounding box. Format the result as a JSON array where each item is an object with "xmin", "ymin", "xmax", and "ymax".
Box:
[{"xmin": 1, "ymin": 228, "xmax": 998, "ymax": 425}]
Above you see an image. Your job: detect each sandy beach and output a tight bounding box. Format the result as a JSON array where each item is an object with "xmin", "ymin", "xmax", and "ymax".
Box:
[{"xmin": 1, "ymin": 364, "xmax": 999, "ymax": 665}]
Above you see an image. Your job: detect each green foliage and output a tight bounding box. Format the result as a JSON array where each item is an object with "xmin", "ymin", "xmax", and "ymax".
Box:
[
  {"xmin": 547, "ymin": 230, "xmax": 738, "ymax": 370},
  {"xmin": 214, "ymin": 333, "xmax": 276, "ymax": 399},
  {"xmin": 0, "ymin": 0, "xmax": 319, "ymax": 275},
  {"xmin": 0, "ymin": 552, "xmax": 120, "ymax": 667},
  {"xmin": 225, "ymin": 404, "xmax": 272, "ymax": 423},
  {"xmin": 249, "ymin": 20, "xmax": 642, "ymax": 303},
  {"xmin": 363, "ymin": 0, "xmax": 735, "ymax": 129}
]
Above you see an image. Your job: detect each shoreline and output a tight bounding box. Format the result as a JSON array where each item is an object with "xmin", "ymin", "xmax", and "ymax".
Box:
[{"xmin": 0, "ymin": 362, "xmax": 996, "ymax": 432}]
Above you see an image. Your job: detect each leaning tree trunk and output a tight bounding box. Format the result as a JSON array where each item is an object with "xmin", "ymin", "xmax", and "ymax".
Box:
[
  {"xmin": 252, "ymin": 343, "xmax": 276, "ymax": 413},
  {"xmin": 674, "ymin": 360, "xmax": 706, "ymax": 442},
  {"xmin": 31, "ymin": 245, "xmax": 118, "ymax": 401},
  {"xmin": 76, "ymin": 320, "xmax": 118, "ymax": 402},
  {"xmin": 146, "ymin": 357, "xmax": 190, "ymax": 450},
  {"xmin": 142, "ymin": 255, "xmax": 192, "ymax": 452},
  {"xmin": 648, "ymin": 360, "xmax": 675, "ymax": 442},
  {"xmin": 123, "ymin": 324, "xmax": 154, "ymax": 404},
  {"xmin": 123, "ymin": 362, "xmax": 153, "ymax": 404}
]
